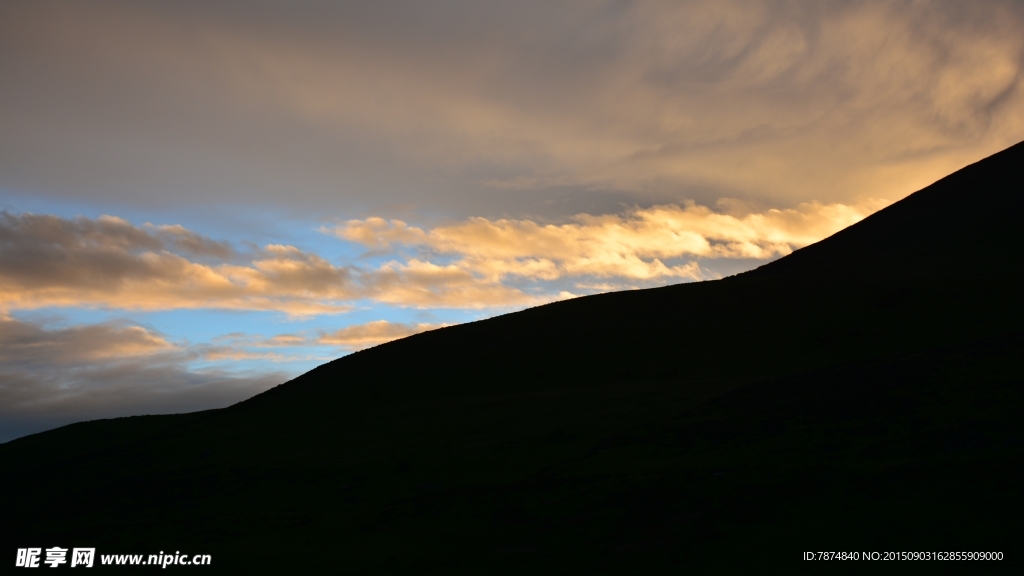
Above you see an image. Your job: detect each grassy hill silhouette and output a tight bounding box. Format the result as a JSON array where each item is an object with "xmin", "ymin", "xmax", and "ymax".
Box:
[{"xmin": 3, "ymin": 142, "xmax": 1023, "ymax": 573}]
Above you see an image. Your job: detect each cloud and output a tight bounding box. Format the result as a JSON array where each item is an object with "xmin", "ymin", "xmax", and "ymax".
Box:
[
  {"xmin": 367, "ymin": 259, "xmax": 567, "ymax": 308},
  {"xmin": 206, "ymin": 319, "xmax": 448, "ymax": 354},
  {"xmin": 0, "ymin": 314, "xmax": 174, "ymax": 368},
  {"xmin": 2, "ymin": 1, "xmax": 1022, "ymax": 219},
  {"xmin": 0, "ymin": 199, "xmax": 881, "ymax": 319},
  {"xmin": 0, "ymin": 314, "xmax": 285, "ymax": 443},
  {"xmin": 146, "ymin": 223, "xmax": 234, "ymax": 259},
  {"xmin": 329, "ymin": 199, "xmax": 884, "ymax": 281},
  {"xmin": 318, "ymin": 320, "xmax": 447, "ymax": 351},
  {"xmin": 0, "ymin": 211, "xmax": 543, "ymax": 314},
  {"xmin": 195, "ymin": 347, "xmax": 299, "ymax": 363},
  {"xmin": 0, "ymin": 314, "xmax": 454, "ymax": 442}
]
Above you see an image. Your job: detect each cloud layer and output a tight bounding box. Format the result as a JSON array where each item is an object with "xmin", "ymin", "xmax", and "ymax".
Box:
[
  {"xmin": 1, "ymin": 199, "xmax": 879, "ymax": 319},
  {"xmin": 330, "ymin": 199, "xmax": 883, "ymax": 283},
  {"xmin": 0, "ymin": 211, "xmax": 545, "ymax": 315},
  {"xmin": 0, "ymin": 313, "xmax": 447, "ymax": 442},
  {"xmin": 0, "ymin": 314, "xmax": 285, "ymax": 442},
  {"xmin": 2, "ymin": 1, "xmax": 1022, "ymax": 217}
]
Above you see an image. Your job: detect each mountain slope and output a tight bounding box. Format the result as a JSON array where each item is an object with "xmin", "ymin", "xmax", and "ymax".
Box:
[{"xmin": 2, "ymin": 141, "xmax": 1023, "ymax": 573}]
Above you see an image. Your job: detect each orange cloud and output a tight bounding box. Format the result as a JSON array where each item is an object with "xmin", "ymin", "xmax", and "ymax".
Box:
[{"xmin": 330, "ymin": 199, "xmax": 884, "ymax": 282}]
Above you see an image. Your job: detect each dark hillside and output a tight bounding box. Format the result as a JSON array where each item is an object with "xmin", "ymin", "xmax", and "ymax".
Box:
[{"xmin": 2, "ymin": 141, "xmax": 1023, "ymax": 573}]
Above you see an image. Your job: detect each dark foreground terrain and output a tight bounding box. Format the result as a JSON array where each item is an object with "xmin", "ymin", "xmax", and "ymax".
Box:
[{"xmin": 3, "ymin": 142, "xmax": 1023, "ymax": 574}]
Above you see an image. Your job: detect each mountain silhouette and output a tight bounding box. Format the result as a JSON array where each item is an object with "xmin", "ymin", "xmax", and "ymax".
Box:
[{"xmin": 3, "ymin": 141, "xmax": 1023, "ymax": 573}]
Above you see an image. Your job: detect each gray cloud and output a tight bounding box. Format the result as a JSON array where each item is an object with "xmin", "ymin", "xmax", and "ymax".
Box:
[
  {"xmin": 0, "ymin": 211, "xmax": 234, "ymax": 292},
  {"xmin": 2, "ymin": 1, "xmax": 1022, "ymax": 220},
  {"xmin": 0, "ymin": 314, "xmax": 446, "ymax": 443},
  {"xmin": 0, "ymin": 314, "xmax": 285, "ymax": 443}
]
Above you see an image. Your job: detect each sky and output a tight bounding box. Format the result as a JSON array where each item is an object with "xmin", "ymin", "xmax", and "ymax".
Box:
[{"xmin": 3, "ymin": 0, "xmax": 1024, "ymax": 442}]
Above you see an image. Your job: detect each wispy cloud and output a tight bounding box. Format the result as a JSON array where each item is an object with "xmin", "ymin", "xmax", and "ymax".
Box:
[{"xmin": 2, "ymin": 1, "xmax": 1022, "ymax": 216}]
